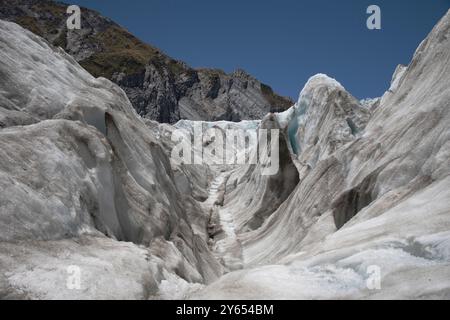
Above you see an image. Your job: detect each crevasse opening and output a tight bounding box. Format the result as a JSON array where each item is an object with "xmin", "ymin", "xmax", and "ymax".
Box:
[{"xmin": 287, "ymin": 96, "xmax": 309, "ymax": 155}]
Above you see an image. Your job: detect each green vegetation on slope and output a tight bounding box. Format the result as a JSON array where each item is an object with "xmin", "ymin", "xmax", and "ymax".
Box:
[{"xmin": 80, "ymin": 25, "xmax": 188, "ymax": 79}]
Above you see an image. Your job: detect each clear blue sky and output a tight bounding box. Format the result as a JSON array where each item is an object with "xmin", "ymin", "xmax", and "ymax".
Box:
[{"xmin": 69, "ymin": 0, "xmax": 449, "ymax": 100}]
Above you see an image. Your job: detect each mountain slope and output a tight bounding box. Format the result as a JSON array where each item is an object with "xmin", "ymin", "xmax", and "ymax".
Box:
[{"xmin": 0, "ymin": 0, "xmax": 293, "ymax": 123}]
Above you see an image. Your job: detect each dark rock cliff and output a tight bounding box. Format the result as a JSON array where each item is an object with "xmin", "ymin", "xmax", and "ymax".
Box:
[{"xmin": 0, "ymin": 0, "xmax": 293, "ymax": 123}]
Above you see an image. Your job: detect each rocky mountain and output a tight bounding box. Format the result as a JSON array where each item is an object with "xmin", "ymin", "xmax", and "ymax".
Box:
[
  {"xmin": 0, "ymin": 3, "xmax": 449, "ymax": 300},
  {"xmin": 0, "ymin": 0, "xmax": 293, "ymax": 123}
]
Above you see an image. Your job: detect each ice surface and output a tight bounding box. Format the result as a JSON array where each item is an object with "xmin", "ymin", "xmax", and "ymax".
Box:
[
  {"xmin": 192, "ymin": 10, "xmax": 450, "ymax": 299},
  {"xmin": 1, "ymin": 9, "xmax": 450, "ymax": 300}
]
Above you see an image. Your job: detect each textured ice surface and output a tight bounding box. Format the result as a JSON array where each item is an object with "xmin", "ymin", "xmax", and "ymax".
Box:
[
  {"xmin": 192, "ymin": 10, "xmax": 450, "ymax": 299},
  {"xmin": 0, "ymin": 19, "xmax": 222, "ymax": 299},
  {"xmin": 1, "ymin": 9, "xmax": 450, "ymax": 300}
]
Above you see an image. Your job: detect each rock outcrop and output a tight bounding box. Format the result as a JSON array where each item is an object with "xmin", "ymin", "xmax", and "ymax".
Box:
[{"xmin": 0, "ymin": 0, "xmax": 293, "ymax": 123}]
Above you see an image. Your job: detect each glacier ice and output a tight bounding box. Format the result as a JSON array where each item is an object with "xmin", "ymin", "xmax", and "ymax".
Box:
[{"xmin": 1, "ymin": 8, "xmax": 450, "ymax": 300}]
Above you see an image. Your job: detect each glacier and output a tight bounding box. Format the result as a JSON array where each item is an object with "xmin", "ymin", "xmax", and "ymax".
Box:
[{"xmin": 0, "ymin": 8, "xmax": 449, "ymax": 300}]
